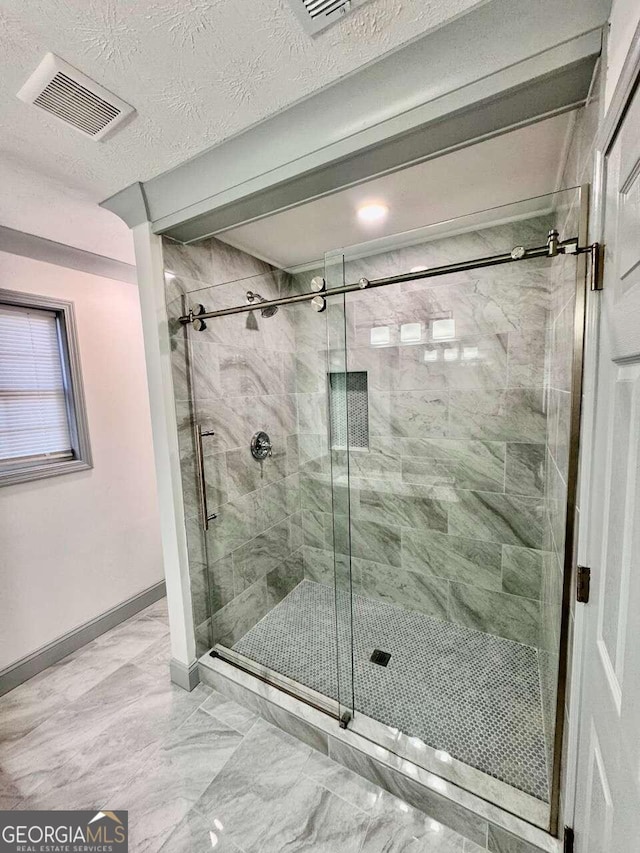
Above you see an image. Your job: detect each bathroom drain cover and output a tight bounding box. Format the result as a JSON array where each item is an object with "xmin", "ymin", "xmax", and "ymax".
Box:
[{"xmin": 370, "ymin": 649, "xmax": 391, "ymax": 667}]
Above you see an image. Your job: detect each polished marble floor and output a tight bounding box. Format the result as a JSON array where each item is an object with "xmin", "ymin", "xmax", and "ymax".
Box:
[
  {"xmin": 233, "ymin": 580, "xmax": 549, "ymax": 802},
  {"xmin": 0, "ymin": 597, "xmax": 487, "ymax": 852}
]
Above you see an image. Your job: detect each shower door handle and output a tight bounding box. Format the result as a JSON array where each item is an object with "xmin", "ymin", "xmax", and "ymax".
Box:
[{"xmin": 194, "ymin": 423, "xmax": 218, "ymax": 531}]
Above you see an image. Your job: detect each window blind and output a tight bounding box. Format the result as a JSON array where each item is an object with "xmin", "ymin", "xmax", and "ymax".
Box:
[{"xmin": 0, "ymin": 303, "xmax": 73, "ymax": 464}]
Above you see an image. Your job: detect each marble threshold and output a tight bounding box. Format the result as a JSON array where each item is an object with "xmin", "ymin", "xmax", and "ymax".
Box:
[{"xmin": 198, "ymin": 651, "xmax": 561, "ymax": 853}]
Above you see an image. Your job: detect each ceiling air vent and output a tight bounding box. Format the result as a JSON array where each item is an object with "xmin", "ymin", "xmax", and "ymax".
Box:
[
  {"xmin": 288, "ymin": 0, "xmax": 361, "ymax": 35},
  {"xmin": 17, "ymin": 53, "xmax": 134, "ymax": 141}
]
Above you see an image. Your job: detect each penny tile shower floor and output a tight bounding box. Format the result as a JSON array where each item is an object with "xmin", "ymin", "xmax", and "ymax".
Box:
[{"xmin": 233, "ymin": 579, "xmax": 549, "ymax": 802}]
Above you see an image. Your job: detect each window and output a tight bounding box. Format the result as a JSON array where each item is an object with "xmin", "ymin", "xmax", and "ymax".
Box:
[{"xmin": 0, "ymin": 289, "xmax": 91, "ymax": 486}]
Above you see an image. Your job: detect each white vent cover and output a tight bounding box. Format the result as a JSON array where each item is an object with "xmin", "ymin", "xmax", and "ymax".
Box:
[
  {"xmin": 17, "ymin": 53, "xmax": 134, "ymax": 141},
  {"xmin": 288, "ymin": 0, "xmax": 360, "ymax": 34}
]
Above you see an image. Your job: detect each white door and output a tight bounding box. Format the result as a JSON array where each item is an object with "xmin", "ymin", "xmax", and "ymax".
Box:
[{"xmin": 573, "ymin": 79, "xmax": 640, "ymax": 850}]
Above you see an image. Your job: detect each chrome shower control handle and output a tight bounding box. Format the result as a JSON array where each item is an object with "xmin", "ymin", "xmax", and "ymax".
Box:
[{"xmin": 251, "ymin": 431, "xmax": 272, "ymax": 460}]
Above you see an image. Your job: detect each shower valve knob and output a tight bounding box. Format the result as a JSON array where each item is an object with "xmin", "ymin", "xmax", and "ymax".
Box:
[{"xmin": 251, "ymin": 431, "xmax": 272, "ymax": 460}]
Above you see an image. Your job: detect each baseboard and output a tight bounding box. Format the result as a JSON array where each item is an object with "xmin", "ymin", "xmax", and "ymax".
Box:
[
  {"xmin": 0, "ymin": 580, "xmax": 166, "ymax": 697},
  {"xmin": 170, "ymin": 657, "xmax": 200, "ymax": 691}
]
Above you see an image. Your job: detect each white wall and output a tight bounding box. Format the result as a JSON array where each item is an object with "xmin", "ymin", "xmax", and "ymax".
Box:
[
  {"xmin": 0, "ymin": 251, "xmax": 163, "ymax": 670},
  {"xmin": 605, "ymin": 0, "xmax": 640, "ymax": 107}
]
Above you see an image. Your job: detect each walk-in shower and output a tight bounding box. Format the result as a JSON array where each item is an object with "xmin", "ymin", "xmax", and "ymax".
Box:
[{"xmin": 164, "ymin": 187, "xmax": 591, "ymax": 834}]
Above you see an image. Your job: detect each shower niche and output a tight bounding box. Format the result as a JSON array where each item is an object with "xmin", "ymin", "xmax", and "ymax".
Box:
[{"xmin": 164, "ymin": 186, "xmax": 588, "ymax": 837}]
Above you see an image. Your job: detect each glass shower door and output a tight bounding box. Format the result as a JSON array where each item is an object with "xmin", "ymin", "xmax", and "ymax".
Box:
[
  {"xmin": 166, "ymin": 260, "xmax": 355, "ymax": 726},
  {"xmin": 323, "ymin": 187, "xmax": 586, "ymax": 829}
]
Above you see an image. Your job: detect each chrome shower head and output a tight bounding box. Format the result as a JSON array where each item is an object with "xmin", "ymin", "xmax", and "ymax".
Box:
[{"xmin": 246, "ymin": 290, "xmax": 278, "ymax": 318}]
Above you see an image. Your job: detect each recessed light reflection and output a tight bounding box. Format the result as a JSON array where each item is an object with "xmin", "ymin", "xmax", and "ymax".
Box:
[
  {"xmin": 209, "ymin": 831, "xmax": 218, "ymax": 848},
  {"xmin": 213, "ymin": 819, "xmax": 223, "ymax": 831},
  {"xmin": 431, "ymin": 318, "xmax": 455, "ymax": 341},
  {"xmin": 370, "ymin": 326, "xmax": 391, "ymax": 346},
  {"xmin": 400, "ymin": 323, "xmax": 421, "ymax": 344},
  {"xmin": 357, "ymin": 203, "xmax": 389, "ymax": 224},
  {"xmin": 443, "ymin": 347, "xmax": 459, "ymax": 362},
  {"xmin": 410, "ymin": 265, "xmax": 428, "ymax": 273},
  {"xmin": 429, "ymin": 820, "xmax": 442, "ymax": 833},
  {"xmin": 435, "ymin": 749, "xmax": 453, "ymax": 763},
  {"xmin": 164, "ymin": 270, "xmax": 176, "ymax": 280}
]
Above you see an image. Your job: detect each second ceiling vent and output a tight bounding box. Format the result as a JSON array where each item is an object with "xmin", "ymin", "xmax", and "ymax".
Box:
[
  {"xmin": 17, "ymin": 53, "xmax": 134, "ymax": 141},
  {"xmin": 288, "ymin": 0, "xmax": 364, "ymax": 35}
]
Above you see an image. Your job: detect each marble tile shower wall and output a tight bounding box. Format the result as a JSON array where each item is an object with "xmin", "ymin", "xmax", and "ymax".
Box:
[
  {"xmin": 163, "ymin": 237, "xmax": 305, "ymax": 655},
  {"xmin": 293, "ymin": 219, "xmax": 557, "ymax": 649}
]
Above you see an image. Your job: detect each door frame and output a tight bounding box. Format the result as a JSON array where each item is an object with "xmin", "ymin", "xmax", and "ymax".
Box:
[{"xmin": 563, "ymin": 19, "xmax": 640, "ymax": 840}]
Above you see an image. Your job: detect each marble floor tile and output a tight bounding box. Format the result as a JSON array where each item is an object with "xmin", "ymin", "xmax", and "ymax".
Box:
[
  {"xmin": 1, "ymin": 593, "xmax": 544, "ymax": 853},
  {"xmin": 361, "ymin": 790, "xmax": 468, "ymax": 852},
  {"xmin": 195, "ymin": 718, "xmax": 312, "ymax": 852},
  {"xmin": 0, "ymin": 613, "xmax": 167, "ymax": 745},
  {"xmin": 257, "ymin": 772, "xmax": 372, "ymax": 853},
  {"xmin": 200, "ymin": 688, "xmax": 258, "ymax": 733},
  {"xmin": 157, "ymin": 808, "xmax": 244, "ymax": 853},
  {"xmin": 302, "ymin": 748, "xmax": 383, "ymax": 812}
]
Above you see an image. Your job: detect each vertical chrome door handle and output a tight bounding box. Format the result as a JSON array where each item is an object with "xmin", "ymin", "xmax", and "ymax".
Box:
[{"xmin": 194, "ymin": 423, "xmax": 217, "ymax": 531}]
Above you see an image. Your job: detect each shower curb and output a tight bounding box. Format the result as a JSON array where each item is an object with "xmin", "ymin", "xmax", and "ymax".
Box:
[{"xmin": 199, "ymin": 652, "xmax": 560, "ymax": 853}]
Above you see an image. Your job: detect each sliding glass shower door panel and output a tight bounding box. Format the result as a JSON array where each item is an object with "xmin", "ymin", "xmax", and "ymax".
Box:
[
  {"xmin": 323, "ymin": 187, "xmax": 586, "ymax": 827},
  {"xmin": 167, "ymin": 259, "xmax": 355, "ymax": 721}
]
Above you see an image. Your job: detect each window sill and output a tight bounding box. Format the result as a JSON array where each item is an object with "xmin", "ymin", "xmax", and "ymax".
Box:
[{"xmin": 0, "ymin": 458, "xmax": 93, "ymax": 487}]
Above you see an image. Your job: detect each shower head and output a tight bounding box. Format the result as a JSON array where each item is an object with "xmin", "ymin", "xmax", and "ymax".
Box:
[{"xmin": 246, "ymin": 290, "xmax": 278, "ymax": 318}]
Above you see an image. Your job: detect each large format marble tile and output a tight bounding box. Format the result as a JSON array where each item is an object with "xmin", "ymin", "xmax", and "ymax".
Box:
[
  {"xmin": 0, "ymin": 663, "xmax": 156, "ymax": 797},
  {"xmin": 401, "ymin": 438, "xmax": 506, "ymax": 493},
  {"xmin": 26, "ymin": 681, "xmax": 214, "ymax": 812},
  {"xmin": 109, "ymin": 708, "xmax": 241, "ymax": 853},
  {"xmin": 200, "ymin": 689, "xmax": 258, "ymax": 734},
  {"xmin": 398, "ymin": 334, "xmax": 508, "ymax": 392},
  {"xmin": 361, "ymin": 790, "xmax": 468, "ymax": 853},
  {"xmin": 502, "ymin": 546, "xmax": 544, "ymax": 600},
  {"xmin": 448, "ymin": 388, "xmax": 546, "ymax": 443},
  {"xmin": 390, "ymin": 390, "xmax": 449, "ymax": 438},
  {"xmin": 232, "ymin": 519, "xmax": 293, "ymax": 593},
  {"xmin": 256, "ymin": 772, "xmax": 372, "ymax": 853},
  {"xmin": 505, "ymin": 443, "xmax": 545, "ymax": 497},
  {"xmin": 488, "ymin": 824, "xmax": 544, "ymax": 853},
  {"xmin": 157, "ymin": 808, "xmax": 244, "ymax": 853},
  {"xmin": 347, "ymin": 518, "xmax": 402, "ymax": 568},
  {"xmin": 302, "ymin": 545, "xmax": 335, "ymax": 585},
  {"xmin": 507, "ymin": 329, "xmax": 546, "ymax": 388},
  {"xmin": 302, "ymin": 748, "xmax": 382, "ymax": 812},
  {"xmin": 357, "ymin": 485, "xmax": 448, "ymax": 532},
  {"xmin": 210, "ymin": 577, "xmax": 269, "ymax": 647},
  {"xmin": 194, "ymin": 719, "xmax": 312, "ymax": 852},
  {"xmin": 355, "ymin": 557, "xmax": 449, "ymax": 620},
  {"xmin": 328, "ymin": 738, "xmax": 488, "ymax": 847},
  {"xmin": 266, "ymin": 550, "xmax": 304, "ymax": 608},
  {"xmin": 447, "ymin": 490, "xmax": 544, "ymax": 549},
  {"xmin": 401, "ymin": 528, "xmax": 502, "ymax": 591},
  {"xmin": 449, "ymin": 583, "xmax": 541, "ymax": 646},
  {"xmin": 0, "ymin": 624, "xmax": 159, "ymax": 744}
]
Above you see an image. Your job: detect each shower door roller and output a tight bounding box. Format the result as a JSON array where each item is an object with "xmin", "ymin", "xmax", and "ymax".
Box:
[{"xmin": 251, "ymin": 431, "xmax": 272, "ymax": 460}]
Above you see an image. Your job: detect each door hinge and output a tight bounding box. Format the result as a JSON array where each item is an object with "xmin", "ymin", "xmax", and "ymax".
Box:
[
  {"xmin": 564, "ymin": 826, "xmax": 575, "ymax": 852},
  {"xmin": 590, "ymin": 242, "xmax": 604, "ymax": 291},
  {"xmin": 577, "ymin": 565, "xmax": 591, "ymax": 603}
]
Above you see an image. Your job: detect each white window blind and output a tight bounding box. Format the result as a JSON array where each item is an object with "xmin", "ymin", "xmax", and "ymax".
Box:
[{"xmin": 0, "ymin": 303, "xmax": 73, "ymax": 464}]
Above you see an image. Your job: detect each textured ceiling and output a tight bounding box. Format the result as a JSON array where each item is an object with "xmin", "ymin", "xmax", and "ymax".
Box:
[{"xmin": 0, "ymin": 0, "xmax": 485, "ymax": 202}]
